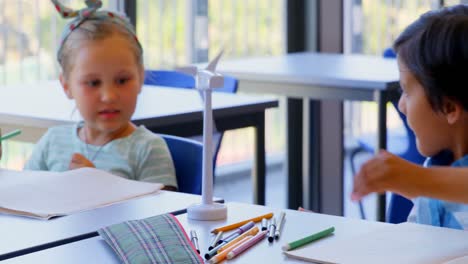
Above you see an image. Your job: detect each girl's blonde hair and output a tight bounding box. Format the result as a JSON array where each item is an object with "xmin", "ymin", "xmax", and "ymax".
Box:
[{"xmin": 57, "ymin": 19, "xmax": 143, "ymax": 78}]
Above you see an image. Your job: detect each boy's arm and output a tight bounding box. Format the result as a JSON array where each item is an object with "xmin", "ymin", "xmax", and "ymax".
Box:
[
  {"xmin": 351, "ymin": 150, "xmax": 422, "ymax": 200},
  {"xmin": 352, "ymin": 150, "xmax": 468, "ymax": 204},
  {"xmin": 414, "ymin": 167, "xmax": 468, "ymax": 204}
]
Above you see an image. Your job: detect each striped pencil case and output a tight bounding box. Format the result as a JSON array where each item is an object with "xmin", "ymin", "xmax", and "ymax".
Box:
[{"xmin": 98, "ymin": 214, "xmax": 203, "ymax": 264}]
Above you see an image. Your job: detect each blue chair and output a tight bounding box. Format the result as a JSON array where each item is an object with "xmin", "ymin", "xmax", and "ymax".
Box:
[
  {"xmin": 350, "ymin": 48, "xmax": 425, "ymax": 223},
  {"xmin": 145, "ymin": 70, "xmax": 239, "ymax": 175},
  {"xmin": 145, "ymin": 70, "xmax": 194, "ymax": 89},
  {"xmin": 160, "ymin": 134, "xmax": 203, "ymax": 195}
]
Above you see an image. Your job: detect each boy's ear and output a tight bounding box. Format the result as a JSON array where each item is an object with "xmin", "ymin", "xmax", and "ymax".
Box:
[
  {"xmin": 443, "ymin": 99, "xmax": 462, "ymax": 125},
  {"xmin": 59, "ymin": 73, "xmax": 74, "ymax": 99}
]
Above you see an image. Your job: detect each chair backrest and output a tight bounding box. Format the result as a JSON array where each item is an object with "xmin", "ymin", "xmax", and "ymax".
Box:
[
  {"xmin": 144, "ymin": 70, "xmax": 194, "ymax": 89},
  {"xmin": 160, "ymin": 134, "xmax": 202, "ymax": 195},
  {"xmin": 144, "ymin": 70, "xmax": 239, "ymax": 94},
  {"xmin": 383, "ymin": 48, "xmax": 425, "ymax": 223}
]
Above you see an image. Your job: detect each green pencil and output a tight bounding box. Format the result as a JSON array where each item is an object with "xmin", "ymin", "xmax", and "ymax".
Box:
[
  {"xmin": 0, "ymin": 129, "xmax": 21, "ymax": 142},
  {"xmin": 282, "ymin": 226, "xmax": 335, "ymax": 251}
]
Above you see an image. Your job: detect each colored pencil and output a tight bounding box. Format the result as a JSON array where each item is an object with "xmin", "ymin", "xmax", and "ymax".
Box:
[
  {"xmin": 282, "ymin": 227, "xmax": 335, "ymax": 251},
  {"xmin": 226, "ymin": 230, "xmax": 268, "ymax": 259},
  {"xmin": 210, "ymin": 212, "xmax": 273, "ymax": 234},
  {"xmin": 0, "ymin": 129, "xmax": 21, "ymax": 141}
]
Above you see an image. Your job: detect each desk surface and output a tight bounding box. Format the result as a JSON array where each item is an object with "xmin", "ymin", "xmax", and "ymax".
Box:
[
  {"xmin": 218, "ymin": 52, "xmax": 400, "ymax": 102},
  {"xmin": 0, "ymin": 191, "xmax": 209, "ymax": 260},
  {"xmin": 219, "ymin": 52, "xmax": 399, "ymax": 90},
  {"xmin": 3, "ymin": 202, "xmax": 390, "ymax": 263},
  {"xmin": 0, "ymin": 80, "xmax": 277, "ymax": 142}
]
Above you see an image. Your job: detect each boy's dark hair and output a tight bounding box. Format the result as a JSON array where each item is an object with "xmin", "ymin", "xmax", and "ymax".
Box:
[{"xmin": 394, "ymin": 5, "xmax": 468, "ymax": 112}]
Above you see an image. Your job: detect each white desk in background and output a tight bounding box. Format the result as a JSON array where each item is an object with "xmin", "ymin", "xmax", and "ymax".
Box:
[
  {"xmin": 0, "ymin": 81, "xmax": 278, "ymax": 205},
  {"xmin": 0, "ymin": 191, "xmax": 218, "ymax": 261},
  {"xmin": 2, "ymin": 202, "xmax": 391, "ymax": 264},
  {"xmin": 218, "ymin": 52, "xmax": 400, "ymax": 221}
]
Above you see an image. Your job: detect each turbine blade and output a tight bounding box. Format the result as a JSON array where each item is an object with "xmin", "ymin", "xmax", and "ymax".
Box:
[{"xmin": 205, "ymin": 50, "xmax": 224, "ymax": 72}]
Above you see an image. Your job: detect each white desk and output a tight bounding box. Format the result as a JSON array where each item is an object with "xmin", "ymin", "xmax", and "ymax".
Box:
[
  {"xmin": 0, "ymin": 81, "xmax": 278, "ymax": 205},
  {"xmin": 218, "ymin": 52, "xmax": 400, "ymax": 220},
  {"xmin": 2, "ymin": 202, "xmax": 390, "ymax": 263},
  {"xmin": 0, "ymin": 80, "xmax": 276, "ymax": 142},
  {"xmin": 0, "ymin": 191, "xmax": 215, "ymax": 260}
]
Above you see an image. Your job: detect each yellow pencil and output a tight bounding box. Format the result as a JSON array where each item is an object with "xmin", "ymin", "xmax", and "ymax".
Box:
[{"xmin": 211, "ymin": 212, "xmax": 274, "ymax": 234}]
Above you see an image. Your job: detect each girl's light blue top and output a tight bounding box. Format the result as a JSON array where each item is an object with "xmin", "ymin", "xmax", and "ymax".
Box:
[{"xmin": 24, "ymin": 123, "xmax": 177, "ymax": 188}]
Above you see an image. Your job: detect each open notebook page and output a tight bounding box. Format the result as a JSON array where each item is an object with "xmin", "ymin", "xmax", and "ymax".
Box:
[
  {"xmin": 284, "ymin": 222, "xmax": 468, "ymax": 264},
  {"xmin": 0, "ymin": 168, "xmax": 163, "ymax": 219}
]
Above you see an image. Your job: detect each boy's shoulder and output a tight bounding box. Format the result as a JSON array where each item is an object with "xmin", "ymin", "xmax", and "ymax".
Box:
[
  {"xmin": 452, "ymin": 155, "xmax": 468, "ymax": 167},
  {"xmin": 425, "ymin": 150, "xmax": 454, "ymax": 167},
  {"xmin": 426, "ymin": 150, "xmax": 468, "ymax": 167}
]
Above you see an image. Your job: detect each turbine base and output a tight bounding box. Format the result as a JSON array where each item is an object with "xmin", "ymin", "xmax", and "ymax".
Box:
[{"xmin": 187, "ymin": 203, "xmax": 227, "ymax": 220}]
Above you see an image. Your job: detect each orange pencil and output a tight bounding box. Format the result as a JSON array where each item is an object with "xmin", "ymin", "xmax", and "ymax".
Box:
[{"xmin": 210, "ymin": 212, "xmax": 274, "ymax": 234}]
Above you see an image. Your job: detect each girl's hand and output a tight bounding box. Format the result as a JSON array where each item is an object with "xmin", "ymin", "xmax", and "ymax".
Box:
[
  {"xmin": 69, "ymin": 153, "xmax": 95, "ymax": 170},
  {"xmin": 351, "ymin": 150, "xmax": 420, "ymax": 201}
]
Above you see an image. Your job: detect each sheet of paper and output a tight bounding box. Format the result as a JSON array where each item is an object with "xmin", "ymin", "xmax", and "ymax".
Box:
[
  {"xmin": 284, "ymin": 222, "xmax": 468, "ymax": 264},
  {"xmin": 0, "ymin": 168, "xmax": 163, "ymax": 219}
]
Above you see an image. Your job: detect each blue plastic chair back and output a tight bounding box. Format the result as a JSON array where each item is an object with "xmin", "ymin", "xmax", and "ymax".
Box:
[
  {"xmin": 145, "ymin": 70, "xmax": 238, "ymax": 174},
  {"xmin": 215, "ymin": 75, "xmax": 238, "ymax": 93},
  {"xmin": 383, "ymin": 48, "xmax": 425, "ymax": 223},
  {"xmin": 144, "ymin": 70, "xmax": 194, "ymax": 89},
  {"xmin": 160, "ymin": 134, "xmax": 203, "ymax": 195},
  {"xmin": 144, "ymin": 70, "xmax": 238, "ymax": 94}
]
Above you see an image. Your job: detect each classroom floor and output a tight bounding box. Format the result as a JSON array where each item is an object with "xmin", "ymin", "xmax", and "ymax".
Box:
[{"xmin": 214, "ymin": 149, "xmax": 379, "ymax": 221}]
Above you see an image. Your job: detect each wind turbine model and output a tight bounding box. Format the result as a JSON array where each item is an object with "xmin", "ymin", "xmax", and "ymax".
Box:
[{"xmin": 178, "ymin": 52, "xmax": 228, "ymax": 220}]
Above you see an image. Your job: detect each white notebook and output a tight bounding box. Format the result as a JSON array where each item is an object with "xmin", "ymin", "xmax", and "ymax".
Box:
[
  {"xmin": 284, "ymin": 222, "xmax": 468, "ymax": 264},
  {"xmin": 0, "ymin": 168, "xmax": 163, "ymax": 219}
]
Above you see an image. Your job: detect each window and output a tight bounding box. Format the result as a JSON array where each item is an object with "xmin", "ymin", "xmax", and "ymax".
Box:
[{"xmin": 0, "ymin": 0, "xmax": 285, "ymax": 169}]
